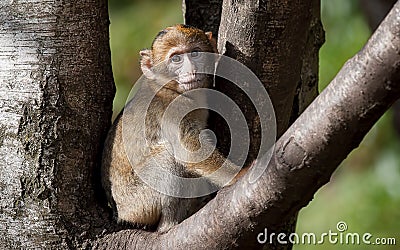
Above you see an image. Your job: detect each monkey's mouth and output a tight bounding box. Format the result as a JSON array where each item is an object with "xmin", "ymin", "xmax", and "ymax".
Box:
[
  {"xmin": 179, "ymin": 79, "xmax": 204, "ymax": 91},
  {"xmin": 177, "ymin": 74, "xmax": 207, "ymax": 91}
]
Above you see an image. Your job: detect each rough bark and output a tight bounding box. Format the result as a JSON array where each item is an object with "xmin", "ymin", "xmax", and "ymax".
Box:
[
  {"xmin": 0, "ymin": 0, "xmax": 114, "ymax": 248},
  {"xmin": 291, "ymin": 0, "xmax": 324, "ymax": 123},
  {"xmin": 94, "ymin": 1, "xmax": 400, "ymax": 249}
]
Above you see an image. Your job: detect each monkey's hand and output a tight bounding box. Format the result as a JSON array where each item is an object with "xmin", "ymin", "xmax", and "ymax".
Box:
[{"xmin": 174, "ymin": 130, "xmax": 244, "ymax": 188}]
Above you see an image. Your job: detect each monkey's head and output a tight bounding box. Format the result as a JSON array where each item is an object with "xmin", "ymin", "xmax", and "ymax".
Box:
[{"xmin": 140, "ymin": 24, "xmax": 218, "ymax": 93}]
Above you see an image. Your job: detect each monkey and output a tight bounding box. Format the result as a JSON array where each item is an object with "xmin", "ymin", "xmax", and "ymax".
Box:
[{"xmin": 101, "ymin": 24, "xmax": 246, "ymax": 232}]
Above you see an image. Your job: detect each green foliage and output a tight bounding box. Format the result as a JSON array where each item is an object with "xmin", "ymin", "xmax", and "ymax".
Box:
[{"xmin": 319, "ymin": 0, "xmax": 370, "ymax": 90}]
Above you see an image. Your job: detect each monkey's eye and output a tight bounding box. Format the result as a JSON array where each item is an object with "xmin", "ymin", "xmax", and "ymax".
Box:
[
  {"xmin": 171, "ymin": 54, "xmax": 182, "ymax": 63},
  {"xmin": 191, "ymin": 50, "xmax": 200, "ymax": 58}
]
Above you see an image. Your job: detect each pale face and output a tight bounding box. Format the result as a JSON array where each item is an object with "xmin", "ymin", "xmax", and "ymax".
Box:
[
  {"xmin": 166, "ymin": 46, "xmax": 210, "ymax": 92},
  {"xmin": 140, "ymin": 26, "xmax": 216, "ymax": 94}
]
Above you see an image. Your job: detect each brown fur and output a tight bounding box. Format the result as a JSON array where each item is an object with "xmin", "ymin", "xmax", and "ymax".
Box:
[{"xmin": 101, "ymin": 24, "xmax": 245, "ymax": 232}]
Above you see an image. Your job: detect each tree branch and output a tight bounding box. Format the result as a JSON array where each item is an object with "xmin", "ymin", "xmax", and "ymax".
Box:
[
  {"xmin": 94, "ymin": 1, "xmax": 400, "ymax": 249},
  {"xmin": 360, "ymin": 0, "xmax": 400, "ymax": 138}
]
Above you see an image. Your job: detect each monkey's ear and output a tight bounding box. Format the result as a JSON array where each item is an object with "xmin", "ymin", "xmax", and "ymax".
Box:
[
  {"xmin": 140, "ymin": 49, "xmax": 155, "ymax": 80},
  {"xmin": 205, "ymin": 32, "xmax": 218, "ymax": 53}
]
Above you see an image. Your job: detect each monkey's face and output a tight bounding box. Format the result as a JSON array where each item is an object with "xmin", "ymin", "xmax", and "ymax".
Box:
[
  {"xmin": 141, "ymin": 48, "xmax": 214, "ymax": 94},
  {"xmin": 140, "ymin": 24, "xmax": 218, "ymax": 93},
  {"xmin": 166, "ymin": 49, "xmax": 211, "ymax": 92}
]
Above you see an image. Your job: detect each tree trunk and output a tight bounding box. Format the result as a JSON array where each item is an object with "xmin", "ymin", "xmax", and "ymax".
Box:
[
  {"xmin": 0, "ymin": 0, "xmax": 114, "ymax": 248},
  {"xmin": 183, "ymin": 0, "xmax": 222, "ymax": 38}
]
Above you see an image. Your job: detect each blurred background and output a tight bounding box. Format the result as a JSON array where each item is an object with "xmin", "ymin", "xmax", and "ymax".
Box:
[{"xmin": 108, "ymin": 0, "xmax": 400, "ymax": 249}]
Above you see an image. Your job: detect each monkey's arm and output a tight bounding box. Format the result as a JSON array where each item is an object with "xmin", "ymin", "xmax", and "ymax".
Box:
[
  {"xmin": 188, "ymin": 149, "xmax": 247, "ymax": 187},
  {"xmin": 176, "ymin": 129, "xmax": 246, "ymax": 187}
]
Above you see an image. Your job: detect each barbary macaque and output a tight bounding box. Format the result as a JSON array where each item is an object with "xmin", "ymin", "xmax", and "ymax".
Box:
[{"xmin": 101, "ymin": 24, "xmax": 246, "ymax": 232}]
